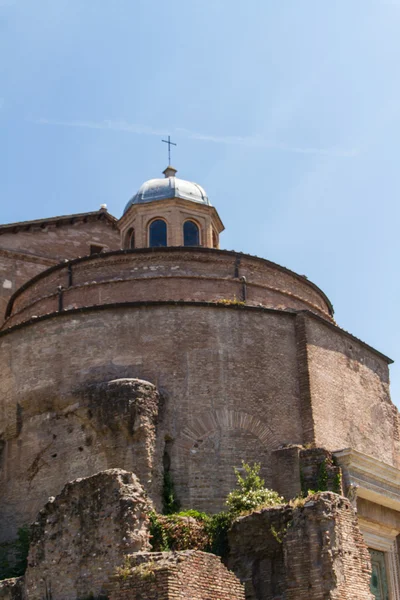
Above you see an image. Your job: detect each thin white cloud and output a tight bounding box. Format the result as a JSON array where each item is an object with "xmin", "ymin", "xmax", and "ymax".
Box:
[
  {"xmin": 33, "ymin": 118, "xmax": 358, "ymax": 158},
  {"xmin": 34, "ymin": 118, "xmax": 168, "ymax": 137}
]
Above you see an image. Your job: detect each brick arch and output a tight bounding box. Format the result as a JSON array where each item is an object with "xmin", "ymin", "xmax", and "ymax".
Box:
[{"xmin": 176, "ymin": 408, "xmax": 278, "ymax": 452}]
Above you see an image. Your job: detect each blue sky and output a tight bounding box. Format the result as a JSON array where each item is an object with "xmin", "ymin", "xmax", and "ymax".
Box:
[{"xmin": 2, "ymin": 0, "xmax": 400, "ymax": 404}]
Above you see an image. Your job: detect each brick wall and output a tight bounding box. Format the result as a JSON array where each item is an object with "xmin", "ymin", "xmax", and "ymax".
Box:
[
  {"xmin": 0, "ymin": 214, "xmax": 120, "ymax": 261},
  {"xmin": 0, "ymin": 215, "xmax": 120, "ymax": 326},
  {"xmin": 0, "ymin": 578, "xmax": 23, "ymax": 600},
  {"xmin": 0, "ymin": 250, "xmax": 54, "ymax": 325},
  {"xmin": 119, "ymin": 196, "xmax": 223, "ymax": 250},
  {"xmin": 4, "ymin": 247, "xmax": 333, "ymax": 329},
  {"xmin": 228, "ymin": 492, "xmax": 373, "ymax": 600},
  {"xmin": 24, "ymin": 470, "xmax": 151, "ymax": 600},
  {"xmin": 0, "ymin": 305, "xmax": 303, "ymax": 539},
  {"xmin": 305, "ymin": 315, "xmax": 399, "ymax": 468},
  {"xmin": 271, "ymin": 446, "xmax": 343, "ymax": 500},
  {"xmin": 107, "ymin": 551, "xmax": 245, "ymax": 600}
]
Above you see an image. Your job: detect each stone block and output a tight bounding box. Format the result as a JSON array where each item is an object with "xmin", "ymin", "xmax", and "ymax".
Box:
[{"xmin": 24, "ymin": 469, "xmax": 151, "ymax": 600}]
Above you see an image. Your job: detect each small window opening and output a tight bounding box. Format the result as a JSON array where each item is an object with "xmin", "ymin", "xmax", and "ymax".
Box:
[
  {"xmin": 129, "ymin": 229, "xmax": 135, "ymax": 249},
  {"xmin": 149, "ymin": 219, "xmax": 167, "ymax": 247},
  {"xmin": 183, "ymin": 220, "xmax": 200, "ymax": 246},
  {"xmin": 90, "ymin": 244, "xmax": 103, "ymax": 255},
  {"xmin": 212, "ymin": 230, "xmax": 218, "ymax": 249}
]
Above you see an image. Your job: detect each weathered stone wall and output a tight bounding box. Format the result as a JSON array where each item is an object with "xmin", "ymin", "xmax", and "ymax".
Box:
[
  {"xmin": 228, "ymin": 492, "xmax": 373, "ymax": 600},
  {"xmin": 0, "ymin": 378, "xmax": 164, "ymax": 542},
  {"xmin": 24, "ymin": 469, "xmax": 151, "ymax": 600},
  {"xmin": 119, "ymin": 195, "xmax": 223, "ymax": 250},
  {"xmin": 272, "ymin": 446, "xmax": 343, "ymax": 500},
  {"xmin": 0, "ymin": 216, "xmax": 120, "ymax": 326},
  {"xmin": 0, "ymin": 251, "xmax": 54, "ymax": 326},
  {"xmin": 0, "ymin": 305, "xmax": 303, "ymax": 539},
  {"xmin": 107, "ymin": 551, "xmax": 245, "ymax": 600},
  {"xmin": 0, "ymin": 301, "xmax": 397, "ymax": 541},
  {"xmin": 0, "ymin": 214, "xmax": 120, "ymax": 261},
  {"xmin": 0, "ymin": 578, "xmax": 23, "ymax": 600},
  {"xmin": 304, "ymin": 315, "xmax": 400, "ymax": 467},
  {"xmin": 285, "ymin": 493, "xmax": 373, "ymax": 600},
  {"xmin": 4, "ymin": 247, "xmax": 333, "ymax": 328}
]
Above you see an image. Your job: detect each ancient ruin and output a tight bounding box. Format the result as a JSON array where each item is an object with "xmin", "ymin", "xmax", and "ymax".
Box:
[{"xmin": 0, "ymin": 165, "xmax": 399, "ymax": 598}]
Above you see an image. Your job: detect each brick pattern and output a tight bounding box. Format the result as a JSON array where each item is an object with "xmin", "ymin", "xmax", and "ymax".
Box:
[
  {"xmin": 272, "ymin": 446, "xmax": 344, "ymax": 502},
  {"xmin": 0, "ymin": 216, "xmax": 120, "ymax": 326},
  {"xmin": 294, "ymin": 313, "xmax": 316, "ymax": 445},
  {"xmin": 107, "ymin": 551, "xmax": 245, "ymax": 600},
  {"xmin": 284, "ymin": 493, "xmax": 373, "ymax": 600},
  {"xmin": 228, "ymin": 492, "xmax": 374, "ymax": 600},
  {"xmin": 305, "ymin": 315, "xmax": 399, "ymax": 468},
  {"xmin": 119, "ymin": 196, "xmax": 224, "ymax": 250},
  {"xmin": 0, "ymin": 213, "xmax": 119, "ymax": 261},
  {"xmin": 299, "ymin": 447, "xmax": 343, "ymax": 495},
  {"xmin": 0, "ymin": 306, "xmax": 303, "ymax": 539},
  {"xmin": 0, "ymin": 577, "xmax": 23, "ymax": 600},
  {"xmin": 24, "ymin": 470, "xmax": 151, "ymax": 600},
  {"xmin": 4, "ymin": 247, "xmax": 333, "ymax": 328}
]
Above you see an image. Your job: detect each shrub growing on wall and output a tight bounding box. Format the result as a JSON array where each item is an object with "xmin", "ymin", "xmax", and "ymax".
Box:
[{"xmin": 226, "ymin": 462, "xmax": 284, "ymax": 514}]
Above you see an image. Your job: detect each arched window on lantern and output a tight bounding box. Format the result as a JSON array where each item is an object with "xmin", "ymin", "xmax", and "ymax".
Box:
[
  {"xmin": 212, "ymin": 229, "xmax": 218, "ymax": 249},
  {"xmin": 126, "ymin": 227, "xmax": 135, "ymax": 249},
  {"xmin": 183, "ymin": 220, "xmax": 200, "ymax": 246},
  {"xmin": 149, "ymin": 219, "xmax": 167, "ymax": 247}
]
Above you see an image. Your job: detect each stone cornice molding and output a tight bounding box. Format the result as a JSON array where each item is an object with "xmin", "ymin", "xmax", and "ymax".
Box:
[
  {"xmin": 0, "ymin": 247, "xmax": 56, "ymax": 266},
  {"xmin": 334, "ymin": 448, "xmax": 400, "ymax": 512},
  {"xmin": 0, "ymin": 209, "xmax": 117, "ymax": 233}
]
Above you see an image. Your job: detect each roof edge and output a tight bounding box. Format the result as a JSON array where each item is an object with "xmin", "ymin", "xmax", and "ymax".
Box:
[
  {"xmin": 0, "ymin": 209, "xmax": 118, "ymax": 233},
  {"xmin": 4, "ymin": 246, "xmax": 332, "ymax": 320}
]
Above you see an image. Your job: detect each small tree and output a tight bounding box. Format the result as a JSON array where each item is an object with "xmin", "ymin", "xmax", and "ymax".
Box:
[{"xmin": 226, "ymin": 462, "xmax": 284, "ymax": 514}]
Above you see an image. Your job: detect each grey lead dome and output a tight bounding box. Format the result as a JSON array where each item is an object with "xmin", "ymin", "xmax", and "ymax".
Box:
[{"xmin": 124, "ymin": 166, "xmax": 210, "ymax": 214}]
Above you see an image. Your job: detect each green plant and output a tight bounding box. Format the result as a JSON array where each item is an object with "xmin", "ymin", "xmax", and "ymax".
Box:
[
  {"xmin": 149, "ymin": 463, "xmax": 285, "ymax": 560},
  {"xmin": 149, "ymin": 511, "xmax": 171, "ymax": 551},
  {"xmin": 317, "ymin": 460, "xmax": 328, "ymax": 492},
  {"xmin": 162, "ymin": 471, "xmax": 180, "ymax": 515},
  {"xmin": 176, "ymin": 510, "xmax": 208, "ymax": 521},
  {"xmin": 333, "ymin": 471, "xmax": 342, "ymax": 494},
  {"xmin": 214, "ymin": 297, "xmax": 245, "ymax": 307},
  {"xmin": 205, "ymin": 512, "xmax": 234, "ymax": 558},
  {"xmin": 0, "ymin": 524, "xmax": 31, "ymax": 581},
  {"xmin": 270, "ymin": 524, "xmax": 287, "ymax": 544},
  {"xmin": 134, "ymin": 561, "xmax": 156, "ymax": 582},
  {"xmin": 226, "ymin": 462, "xmax": 284, "ymax": 514}
]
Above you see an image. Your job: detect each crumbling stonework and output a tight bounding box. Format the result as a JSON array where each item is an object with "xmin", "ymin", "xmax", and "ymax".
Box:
[
  {"xmin": 272, "ymin": 447, "xmax": 343, "ymax": 501},
  {"xmin": 78, "ymin": 378, "xmax": 165, "ymax": 503},
  {"xmin": 228, "ymin": 492, "xmax": 373, "ymax": 600},
  {"xmin": 298, "ymin": 448, "xmax": 343, "ymax": 495},
  {"xmin": 0, "ymin": 210, "xmax": 120, "ymax": 326},
  {"xmin": 0, "ymin": 577, "xmax": 23, "ymax": 600},
  {"xmin": 106, "ymin": 551, "xmax": 245, "ymax": 600},
  {"xmin": 24, "ymin": 469, "xmax": 151, "ymax": 600},
  {"xmin": 0, "ymin": 378, "xmax": 163, "ymax": 542}
]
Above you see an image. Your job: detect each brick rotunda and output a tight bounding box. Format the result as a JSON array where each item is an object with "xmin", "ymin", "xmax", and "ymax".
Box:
[{"xmin": 0, "ymin": 165, "xmax": 400, "ymax": 598}]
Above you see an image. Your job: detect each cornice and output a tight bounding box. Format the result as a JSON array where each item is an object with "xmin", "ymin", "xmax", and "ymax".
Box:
[
  {"xmin": 118, "ymin": 197, "xmax": 225, "ymax": 232},
  {"xmin": 0, "ymin": 209, "xmax": 118, "ymax": 234},
  {"xmin": 0, "ymin": 247, "xmax": 56, "ymax": 266},
  {"xmin": 334, "ymin": 448, "xmax": 400, "ymax": 511}
]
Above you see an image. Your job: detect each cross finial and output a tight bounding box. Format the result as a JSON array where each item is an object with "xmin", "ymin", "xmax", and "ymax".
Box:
[{"xmin": 162, "ymin": 135, "xmax": 177, "ymax": 166}]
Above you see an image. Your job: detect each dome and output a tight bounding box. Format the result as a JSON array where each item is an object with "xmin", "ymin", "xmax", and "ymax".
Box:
[{"xmin": 124, "ymin": 167, "xmax": 210, "ymax": 214}]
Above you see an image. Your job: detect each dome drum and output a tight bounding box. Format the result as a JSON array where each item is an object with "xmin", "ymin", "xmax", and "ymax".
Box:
[
  {"xmin": 3, "ymin": 248, "xmax": 334, "ymax": 329},
  {"xmin": 119, "ymin": 168, "xmax": 224, "ymax": 251}
]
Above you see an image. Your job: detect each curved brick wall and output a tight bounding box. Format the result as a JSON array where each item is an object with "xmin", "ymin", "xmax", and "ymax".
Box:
[
  {"xmin": 0, "ymin": 304, "xmax": 304, "ymax": 540},
  {"xmin": 0, "ymin": 302, "xmax": 396, "ymax": 543},
  {"xmin": 3, "ymin": 248, "xmax": 334, "ymax": 329}
]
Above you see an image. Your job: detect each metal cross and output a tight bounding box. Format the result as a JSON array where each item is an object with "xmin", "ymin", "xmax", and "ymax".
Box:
[{"xmin": 162, "ymin": 135, "xmax": 177, "ymax": 165}]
